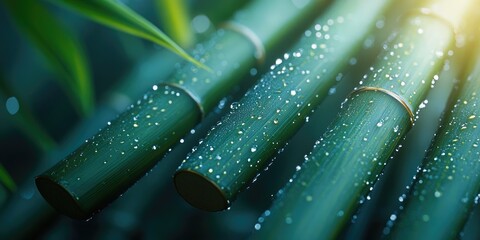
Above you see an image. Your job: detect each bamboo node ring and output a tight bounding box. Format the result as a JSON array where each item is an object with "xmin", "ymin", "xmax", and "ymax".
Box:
[
  {"xmin": 350, "ymin": 86, "xmax": 415, "ymax": 127},
  {"xmin": 221, "ymin": 21, "xmax": 266, "ymax": 65}
]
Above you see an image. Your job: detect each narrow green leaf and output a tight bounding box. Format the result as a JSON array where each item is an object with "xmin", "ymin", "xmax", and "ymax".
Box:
[
  {"xmin": 0, "ymin": 164, "xmax": 16, "ymax": 192},
  {"xmin": 51, "ymin": 0, "xmax": 208, "ymax": 71},
  {"xmin": 2, "ymin": 0, "xmax": 94, "ymax": 116},
  {"xmin": 156, "ymin": 0, "xmax": 195, "ymax": 49}
]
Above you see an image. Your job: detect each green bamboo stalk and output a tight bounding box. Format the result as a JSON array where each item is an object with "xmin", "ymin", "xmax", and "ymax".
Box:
[
  {"xmin": 0, "ymin": 50, "xmax": 182, "ymax": 239},
  {"xmin": 385, "ymin": 37, "xmax": 480, "ymax": 239},
  {"xmin": 251, "ymin": 0, "xmax": 476, "ymax": 238},
  {"xmin": 174, "ymin": 0, "xmax": 393, "ymax": 211},
  {"xmin": 343, "ymin": 53, "xmax": 460, "ymax": 239},
  {"xmin": 350, "ymin": 23, "xmax": 477, "ymax": 238},
  {"xmin": 36, "ymin": 85, "xmax": 199, "ymax": 220},
  {"xmin": 0, "ymin": 1, "xmax": 245, "ymax": 236},
  {"xmin": 36, "ymin": 0, "xmax": 332, "ymax": 220}
]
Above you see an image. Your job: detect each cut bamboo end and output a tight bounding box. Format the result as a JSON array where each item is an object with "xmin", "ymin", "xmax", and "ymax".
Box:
[
  {"xmin": 174, "ymin": 169, "xmax": 229, "ymax": 211},
  {"xmin": 35, "ymin": 176, "xmax": 88, "ymax": 220}
]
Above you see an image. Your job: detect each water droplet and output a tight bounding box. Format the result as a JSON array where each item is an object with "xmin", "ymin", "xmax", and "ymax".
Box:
[
  {"xmin": 152, "ymin": 85, "xmax": 158, "ymax": 91},
  {"xmin": 254, "ymin": 223, "xmax": 261, "ymax": 230},
  {"xmin": 5, "ymin": 97, "xmax": 19, "ymax": 115},
  {"xmin": 251, "ymin": 146, "xmax": 257, "ymax": 152},
  {"xmin": 192, "ymin": 14, "xmax": 211, "ymax": 33},
  {"xmin": 208, "ymin": 168, "xmax": 213, "ymax": 173},
  {"xmin": 328, "ymin": 87, "xmax": 336, "ymax": 95},
  {"xmin": 376, "ymin": 121, "xmax": 383, "ymax": 127},
  {"xmin": 290, "ymin": 90, "xmax": 297, "ymax": 96},
  {"xmin": 434, "ymin": 190, "xmax": 442, "ymax": 198},
  {"xmin": 230, "ymin": 102, "xmax": 239, "ymax": 110}
]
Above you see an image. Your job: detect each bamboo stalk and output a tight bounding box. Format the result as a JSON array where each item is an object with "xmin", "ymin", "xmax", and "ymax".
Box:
[
  {"xmin": 0, "ymin": 0, "xmax": 247, "ymax": 236},
  {"xmin": 36, "ymin": 0, "xmax": 332, "ymax": 220},
  {"xmin": 1, "ymin": 1, "xmax": 246, "ymax": 239},
  {"xmin": 385, "ymin": 36, "xmax": 480, "ymax": 239},
  {"xmin": 0, "ymin": 50, "xmax": 183, "ymax": 240},
  {"xmin": 174, "ymin": 0, "xmax": 393, "ymax": 211},
  {"xmin": 251, "ymin": 0, "xmax": 476, "ymax": 238}
]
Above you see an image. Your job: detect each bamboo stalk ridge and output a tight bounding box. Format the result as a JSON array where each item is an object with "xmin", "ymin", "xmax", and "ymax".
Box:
[
  {"xmin": 35, "ymin": 0, "xmax": 332, "ymax": 220},
  {"xmin": 385, "ymin": 37, "xmax": 480, "ymax": 239},
  {"xmin": 251, "ymin": 0, "xmax": 477, "ymax": 238},
  {"xmin": 174, "ymin": 0, "xmax": 393, "ymax": 211}
]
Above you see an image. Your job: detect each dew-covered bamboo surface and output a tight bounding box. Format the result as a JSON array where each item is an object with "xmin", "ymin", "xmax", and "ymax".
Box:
[{"xmin": 1, "ymin": 0, "xmax": 480, "ymax": 239}]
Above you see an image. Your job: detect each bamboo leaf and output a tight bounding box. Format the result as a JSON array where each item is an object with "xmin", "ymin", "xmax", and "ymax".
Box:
[
  {"xmin": 51, "ymin": 0, "xmax": 208, "ymax": 71},
  {"xmin": 174, "ymin": 0, "xmax": 393, "ymax": 211},
  {"xmin": 0, "ymin": 164, "xmax": 16, "ymax": 192},
  {"xmin": 156, "ymin": 0, "xmax": 195, "ymax": 49},
  {"xmin": 2, "ymin": 0, "xmax": 94, "ymax": 116}
]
